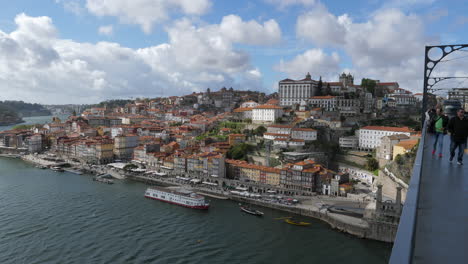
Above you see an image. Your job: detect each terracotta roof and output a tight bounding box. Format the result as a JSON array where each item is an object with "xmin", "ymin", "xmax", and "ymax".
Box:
[
  {"xmin": 292, "ymin": 128, "xmax": 316, "ymax": 132},
  {"xmin": 268, "ymin": 124, "xmax": 293, "ymax": 128},
  {"xmin": 253, "ymin": 105, "xmax": 283, "ymax": 109},
  {"xmin": 395, "ymin": 139, "xmax": 419, "ymax": 150},
  {"xmin": 264, "ymin": 133, "xmax": 289, "ymax": 137},
  {"xmin": 310, "ymin": 96, "xmax": 336, "ymax": 99},
  {"xmin": 361, "ymin": 126, "xmax": 413, "ymax": 133}
]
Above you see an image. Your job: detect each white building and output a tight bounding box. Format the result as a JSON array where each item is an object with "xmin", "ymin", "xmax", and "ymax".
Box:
[
  {"xmin": 252, "ymin": 105, "xmax": 284, "ymax": 124},
  {"xmin": 309, "ymin": 96, "xmax": 338, "ymax": 111},
  {"xmin": 240, "ymin": 101, "xmax": 259, "ymax": 108},
  {"xmin": 291, "ymin": 128, "xmax": 317, "ymax": 141},
  {"xmin": 279, "ymin": 73, "xmax": 318, "ymax": 106},
  {"xmin": 233, "ymin": 107, "xmax": 253, "ymax": 120},
  {"xmin": 358, "ymin": 126, "xmax": 413, "ymax": 150},
  {"xmin": 266, "ymin": 124, "xmax": 293, "ymax": 135},
  {"xmin": 388, "ymin": 88, "xmax": 417, "ymax": 106},
  {"xmin": 339, "ymin": 136, "xmax": 358, "ymax": 149}
]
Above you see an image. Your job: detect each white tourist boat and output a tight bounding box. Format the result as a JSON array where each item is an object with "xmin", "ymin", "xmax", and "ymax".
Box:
[{"xmin": 144, "ymin": 187, "xmax": 210, "ymax": 210}]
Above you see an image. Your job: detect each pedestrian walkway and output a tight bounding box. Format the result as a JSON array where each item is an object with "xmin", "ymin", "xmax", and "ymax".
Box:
[{"xmin": 412, "ymin": 134, "xmax": 467, "ymax": 263}]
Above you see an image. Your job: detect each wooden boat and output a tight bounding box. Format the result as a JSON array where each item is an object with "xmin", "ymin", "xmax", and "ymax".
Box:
[
  {"xmin": 285, "ymin": 218, "xmax": 310, "ymax": 226},
  {"xmin": 240, "ymin": 205, "xmax": 264, "ymax": 216}
]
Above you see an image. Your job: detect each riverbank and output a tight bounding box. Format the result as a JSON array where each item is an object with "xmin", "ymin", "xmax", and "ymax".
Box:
[{"xmin": 17, "ymin": 154, "xmax": 394, "ymax": 243}]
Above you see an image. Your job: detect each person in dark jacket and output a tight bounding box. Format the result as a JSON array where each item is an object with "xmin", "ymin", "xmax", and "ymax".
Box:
[
  {"xmin": 448, "ymin": 108, "xmax": 468, "ymax": 165},
  {"xmin": 426, "ymin": 108, "xmax": 437, "ymax": 133},
  {"xmin": 431, "ymin": 108, "xmax": 449, "ymax": 157}
]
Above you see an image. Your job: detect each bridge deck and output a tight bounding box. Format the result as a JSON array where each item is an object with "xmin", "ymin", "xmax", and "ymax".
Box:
[{"xmin": 412, "ymin": 134, "xmax": 467, "ymax": 263}]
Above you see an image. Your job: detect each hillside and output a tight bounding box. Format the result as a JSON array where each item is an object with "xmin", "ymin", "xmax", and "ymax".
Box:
[
  {"xmin": 0, "ymin": 101, "xmax": 51, "ymax": 117},
  {"xmin": 0, "ymin": 104, "xmax": 23, "ymax": 126}
]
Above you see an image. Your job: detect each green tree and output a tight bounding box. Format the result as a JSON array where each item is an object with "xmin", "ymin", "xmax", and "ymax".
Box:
[
  {"xmin": 253, "ymin": 125, "xmax": 267, "ymax": 136},
  {"xmin": 123, "ymin": 164, "xmax": 138, "ymax": 171},
  {"xmin": 366, "ymin": 157, "xmax": 379, "ymax": 171},
  {"xmin": 325, "ymin": 83, "xmax": 332, "ymax": 95},
  {"xmin": 317, "ymin": 76, "xmax": 323, "ymax": 96},
  {"xmin": 361, "ymin": 78, "xmax": 377, "ymax": 95},
  {"xmin": 227, "ymin": 143, "xmax": 255, "ymax": 160}
]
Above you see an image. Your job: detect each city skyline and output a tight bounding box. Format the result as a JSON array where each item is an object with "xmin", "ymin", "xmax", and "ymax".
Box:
[{"xmin": 1, "ymin": 0, "xmax": 468, "ymax": 104}]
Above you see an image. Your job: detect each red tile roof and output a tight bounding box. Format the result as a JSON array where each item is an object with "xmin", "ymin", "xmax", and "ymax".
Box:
[{"xmin": 361, "ymin": 126, "xmax": 413, "ymax": 133}]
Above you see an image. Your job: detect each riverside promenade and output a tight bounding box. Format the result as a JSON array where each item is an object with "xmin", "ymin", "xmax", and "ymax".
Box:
[{"xmin": 19, "ymin": 153, "xmax": 396, "ymax": 242}]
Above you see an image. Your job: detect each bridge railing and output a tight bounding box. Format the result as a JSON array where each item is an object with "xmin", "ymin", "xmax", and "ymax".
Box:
[{"xmin": 389, "ymin": 121, "xmax": 427, "ymax": 263}]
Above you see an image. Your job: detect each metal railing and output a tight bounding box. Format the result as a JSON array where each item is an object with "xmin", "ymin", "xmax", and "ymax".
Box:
[{"xmin": 389, "ymin": 121, "xmax": 427, "ymax": 263}]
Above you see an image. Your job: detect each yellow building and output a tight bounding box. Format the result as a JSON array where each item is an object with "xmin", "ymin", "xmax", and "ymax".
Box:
[{"xmin": 393, "ymin": 139, "xmax": 419, "ymax": 160}]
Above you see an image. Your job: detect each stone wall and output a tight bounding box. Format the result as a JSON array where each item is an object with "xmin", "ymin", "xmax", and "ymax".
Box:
[
  {"xmin": 230, "ymin": 195, "xmax": 396, "ymax": 243},
  {"xmin": 377, "ymin": 170, "xmax": 407, "ymax": 202}
]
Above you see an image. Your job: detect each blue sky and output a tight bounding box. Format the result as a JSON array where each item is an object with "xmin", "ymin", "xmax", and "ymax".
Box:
[{"xmin": 0, "ymin": 0, "xmax": 467, "ymax": 104}]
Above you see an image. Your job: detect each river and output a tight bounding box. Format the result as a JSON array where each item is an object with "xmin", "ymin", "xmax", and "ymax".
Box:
[{"xmin": 0, "ymin": 116, "xmax": 391, "ymax": 263}]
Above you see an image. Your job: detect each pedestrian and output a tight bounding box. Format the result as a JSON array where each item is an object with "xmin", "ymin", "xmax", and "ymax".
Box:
[
  {"xmin": 431, "ymin": 108, "xmax": 449, "ymax": 157},
  {"xmin": 426, "ymin": 108, "xmax": 437, "ymax": 133},
  {"xmin": 448, "ymin": 108, "xmax": 468, "ymax": 165}
]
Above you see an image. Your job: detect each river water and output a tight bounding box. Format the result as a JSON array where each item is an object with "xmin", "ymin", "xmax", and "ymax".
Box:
[{"xmin": 0, "ymin": 117, "xmax": 391, "ymax": 264}]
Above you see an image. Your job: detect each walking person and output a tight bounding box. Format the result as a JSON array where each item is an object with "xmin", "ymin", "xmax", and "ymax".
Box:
[
  {"xmin": 426, "ymin": 108, "xmax": 437, "ymax": 133},
  {"xmin": 448, "ymin": 108, "xmax": 468, "ymax": 165},
  {"xmin": 431, "ymin": 108, "xmax": 449, "ymax": 158}
]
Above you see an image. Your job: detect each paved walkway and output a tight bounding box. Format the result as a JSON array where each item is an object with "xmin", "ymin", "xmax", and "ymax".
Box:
[{"xmin": 412, "ymin": 134, "xmax": 468, "ymax": 263}]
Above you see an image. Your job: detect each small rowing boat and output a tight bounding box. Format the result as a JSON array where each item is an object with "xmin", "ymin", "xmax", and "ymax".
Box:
[
  {"xmin": 285, "ymin": 218, "xmax": 310, "ymax": 226},
  {"xmin": 240, "ymin": 204, "xmax": 264, "ymax": 216}
]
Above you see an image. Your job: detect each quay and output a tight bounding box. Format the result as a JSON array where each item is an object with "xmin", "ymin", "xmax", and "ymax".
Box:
[{"xmin": 17, "ymin": 153, "xmax": 395, "ymax": 243}]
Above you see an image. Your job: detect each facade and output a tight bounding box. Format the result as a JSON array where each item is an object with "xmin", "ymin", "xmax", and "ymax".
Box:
[
  {"xmin": 27, "ymin": 134, "xmax": 43, "ymax": 153},
  {"xmin": 280, "ymin": 159, "xmax": 318, "ymax": 195},
  {"xmin": 266, "ymin": 124, "xmax": 293, "ymax": 134},
  {"xmin": 114, "ymin": 135, "xmax": 139, "ymax": 161},
  {"xmin": 240, "ymin": 101, "xmax": 259, "ymax": 108},
  {"xmin": 252, "ymin": 105, "xmax": 284, "ymax": 124},
  {"xmin": 358, "ymin": 126, "xmax": 413, "ymax": 150},
  {"xmin": 387, "ymin": 88, "xmax": 416, "ymax": 106},
  {"xmin": 279, "ymin": 73, "xmax": 318, "ymax": 106},
  {"xmin": 309, "ymin": 96, "xmax": 337, "ymax": 111},
  {"xmin": 233, "ymin": 107, "xmax": 253, "ymax": 120},
  {"xmin": 393, "ymin": 139, "xmax": 419, "ymax": 160},
  {"xmin": 377, "ymin": 134, "xmax": 410, "ymax": 160},
  {"xmin": 339, "ymin": 136, "xmax": 358, "ymax": 149},
  {"xmin": 291, "ymin": 128, "xmax": 317, "ymax": 141},
  {"xmin": 448, "ymin": 88, "xmax": 468, "ymax": 110},
  {"xmin": 225, "ymin": 159, "xmax": 281, "ymax": 186}
]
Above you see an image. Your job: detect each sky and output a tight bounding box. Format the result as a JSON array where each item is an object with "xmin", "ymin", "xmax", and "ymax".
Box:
[{"xmin": 0, "ymin": 0, "xmax": 468, "ymax": 104}]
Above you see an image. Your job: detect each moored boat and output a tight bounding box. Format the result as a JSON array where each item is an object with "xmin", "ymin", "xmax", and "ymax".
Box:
[
  {"xmin": 144, "ymin": 187, "xmax": 209, "ymax": 210},
  {"xmin": 50, "ymin": 166, "xmax": 64, "ymax": 172},
  {"xmin": 93, "ymin": 177, "xmax": 114, "ymax": 184},
  {"xmin": 240, "ymin": 204, "xmax": 264, "ymax": 216},
  {"xmin": 285, "ymin": 218, "xmax": 310, "ymax": 226}
]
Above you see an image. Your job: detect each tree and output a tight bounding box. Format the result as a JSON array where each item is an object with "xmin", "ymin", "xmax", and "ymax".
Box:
[
  {"xmin": 366, "ymin": 158, "xmax": 379, "ymax": 171},
  {"xmin": 253, "ymin": 125, "xmax": 267, "ymax": 136},
  {"xmin": 317, "ymin": 76, "xmax": 323, "ymax": 96},
  {"xmin": 325, "ymin": 83, "xmax": 332, "ymax": 95},
  {"xmin": 361, "ymin": 78, "xmax": 377, "ymax": 95},
  {"xmin": 227, "ymin": 143, "xmax": 254, "ymax": 160},
  {"xmin": 123, "ymin": 164, "xmax": 138, "ymax": 171},
  {"xmin": 72, "ymin": 110, "xmax": 77, "ymax": 116}
]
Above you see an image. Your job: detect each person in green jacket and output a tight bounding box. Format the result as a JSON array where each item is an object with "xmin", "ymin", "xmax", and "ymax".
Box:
[{"xmin": 431, "ymin": 108, "xmax": 449, "ymax": 158}]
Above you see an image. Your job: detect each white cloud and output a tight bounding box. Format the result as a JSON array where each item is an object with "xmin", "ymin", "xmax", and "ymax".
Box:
[
  {"xmin": 295, "ymin": 6, "xmax": 440, "ymax": 92},
  {"xmin": 86, "ymin": 0, "xmax": 212, "ymax": 33},
  {"xmin": 274, "ymin": 49, "xmax": 340, "ymax": 80},
  {"xmin": 98, "ymin": 25, "xmax": 113, "ymax": 36},
  {"xmin": 55, "ymin": 0, "xmax": 85, "ymax": 15},
  {"xmin": 0, "ymin": 13, "xmax": 270, "ymax": 104},
  {"xmin": 219, "ymin": 15, "xmax": 281, "ymax": 45},
  {"xmin": 265, "ymin": 0, "xmax": 316, "ymax": 9},
  {"xmin": 296, "ymin": 5, "xmax": 348, "ymax": 46}
]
